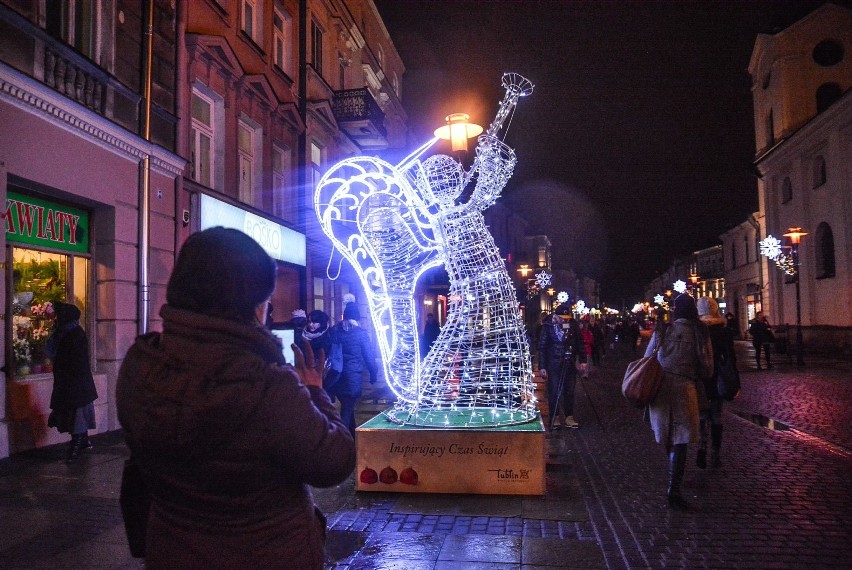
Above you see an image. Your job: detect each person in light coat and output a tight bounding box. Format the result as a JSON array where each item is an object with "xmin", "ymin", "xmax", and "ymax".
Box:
[{"xmin": 644, "ymin": 293, "xmax": 713, "ymax": 510}]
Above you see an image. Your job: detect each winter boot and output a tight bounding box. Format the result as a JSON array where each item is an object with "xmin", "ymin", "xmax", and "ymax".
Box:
[
  {"xmin": 710, "ymin": 424, "xmax": 723, "ymax": 468},
  {"xmin": 666, "ymin": 444, "xmax": 689, "ymax": 510},
  {"xmin": 66, "ymin": 434, "xmax": 83, "ymax": 464}
]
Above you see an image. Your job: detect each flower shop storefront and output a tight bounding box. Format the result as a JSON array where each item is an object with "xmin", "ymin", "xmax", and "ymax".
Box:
[{"xmin": 4, "ymin": 189, "xmax": 106, "ymax": 453}]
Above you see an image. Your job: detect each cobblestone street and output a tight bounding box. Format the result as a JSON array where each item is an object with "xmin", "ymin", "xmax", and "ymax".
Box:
[{"xmin": 1, "ymin": 335, "xmax": 849, "ymax": 568}]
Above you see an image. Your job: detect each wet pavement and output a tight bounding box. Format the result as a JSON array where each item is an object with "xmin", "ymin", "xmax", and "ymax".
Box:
[{"xmin": 1, "ymin": 336, "xmax": 850, "ymax": 569}]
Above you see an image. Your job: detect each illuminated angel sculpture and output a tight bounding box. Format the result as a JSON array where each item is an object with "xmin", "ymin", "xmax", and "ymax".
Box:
[{"xmin": 315, "ymin": 73, "xmax": 536, "ymax": 428}]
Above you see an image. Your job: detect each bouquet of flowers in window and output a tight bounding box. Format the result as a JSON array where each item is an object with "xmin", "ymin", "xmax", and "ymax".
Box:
[
  {"xmin": 30, "ymin": 325, "xmax": 52, "ymax": 368},
  {"xmin": 31, "ymin": 301, "xmax": 55, "ymax": 319},
  {"xmin": 12, "ymin": 332, "xmax": 32, "ymax": 371}
]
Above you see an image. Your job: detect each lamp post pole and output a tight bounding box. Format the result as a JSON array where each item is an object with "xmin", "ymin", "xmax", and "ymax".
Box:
[{"xmin": 783, "ymin": 227, "xmax": 808, "ymax": 367}]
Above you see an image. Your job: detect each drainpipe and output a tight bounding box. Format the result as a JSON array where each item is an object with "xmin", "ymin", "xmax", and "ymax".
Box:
[
  {"xmin": 747, "ymin": 213, "xmax": 764, "ymax": 334},
  {"xmin": 297, "ymin": 0, "xmax": 308, "ymax": 309},
  {"xmin": 138, "ymin": 0, "xmax": 155, "ymax": 335}
]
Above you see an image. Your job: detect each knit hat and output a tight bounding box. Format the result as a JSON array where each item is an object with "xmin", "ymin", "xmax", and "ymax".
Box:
[
  {"xmin": 672, "ymin": 294, "xmax": 698, "ymax": 321},
  {"xmin": 343, "ymin": 301, "xmax": 360, "ymax": 321},
  {"xmin": 166, "ymin": 227, "xmax": 276, "ymax": 323},
  {"xmin": 696, "ymin": 297, "xmax": 721, "ymax": 319}
]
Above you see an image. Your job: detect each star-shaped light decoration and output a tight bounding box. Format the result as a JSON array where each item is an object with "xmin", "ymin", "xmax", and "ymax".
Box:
[
  {"xmin": 759, "ymin": 235, "xmax": 783, "ymax": 260},
  {"xmin": 673, "ymin": 280, "xmax": 687, "ymax": 294},
  {"xmin": 654, "ymin": 294, "xmax": 665, "ymax": 306}
]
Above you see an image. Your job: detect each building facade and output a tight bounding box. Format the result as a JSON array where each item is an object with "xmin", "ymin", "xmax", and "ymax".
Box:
[
  {"xmin": 0, "ymin": 0, "xmax": 184, "ymax": 456},
  {"xmin": 719, "ymin": 214, "xmax": 762, "ymax": 338},
  {"xmin": 0, "ymin": 0, "xmax": 408, "ymax": 458},
  {"xmin": 748, "ymin": 3, "xmax": 852, "ymax": 352}
]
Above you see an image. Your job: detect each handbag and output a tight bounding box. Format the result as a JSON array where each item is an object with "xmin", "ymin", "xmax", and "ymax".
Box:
[
  {"xmin": 621, "ymin": 327, "xmax": 666, "ymax": 408},
  {"xmin": 716, "ymin": 349, "xmax": 741, "ymax": 401},
  {"xmin": 120, "ymin": 457, "xmax": 151, "ymax": 558}
]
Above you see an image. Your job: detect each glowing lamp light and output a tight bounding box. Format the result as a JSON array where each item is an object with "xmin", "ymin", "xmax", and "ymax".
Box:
[
  {"xmin": 783, "ymin": 227, "xmax": 808, "ymax": 245},
  {"xmin": 434, "ymin": 113, "xmax": 484, "ymax": 153},
  {"xmin": 517, "ymin": 264, "xmax": 532, "ymax": 278}
]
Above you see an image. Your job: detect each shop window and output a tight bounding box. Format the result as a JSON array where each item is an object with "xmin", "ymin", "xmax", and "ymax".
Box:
[{"xmin": 11, "ymin": 249, "xmax": 89, "ymax": 377}]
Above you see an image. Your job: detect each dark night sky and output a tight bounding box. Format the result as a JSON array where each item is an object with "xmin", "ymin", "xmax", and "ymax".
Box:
[{"xmin": 373, "ymin": 0, "xmax": 840, "ymax": 305}]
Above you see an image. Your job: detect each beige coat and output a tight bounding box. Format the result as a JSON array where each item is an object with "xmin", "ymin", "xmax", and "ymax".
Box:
[{"xmin": 645, "ymin": 319, "xmax": 713, "ymax": 446}]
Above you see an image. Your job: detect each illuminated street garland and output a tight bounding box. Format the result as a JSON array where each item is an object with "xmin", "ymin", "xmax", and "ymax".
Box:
[
  {"xmin": 759, "ymin": 235, "xmax": 797, "ymax": 276},
  {"xmin": 315, "ymin": 73, "xmax": 537, "ymax": 428}
]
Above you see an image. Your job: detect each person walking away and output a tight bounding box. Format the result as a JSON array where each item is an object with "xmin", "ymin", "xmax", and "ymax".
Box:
[
  {"xmin": 420, "ymin": 313, "xmax": 441, "ymax": 359},
  {"xmin": 725, "ymin": 311, "xmax": 739, "ymax": 338},
  {"xmin": 46, "ymin": 302, "xmax": 98, "ymax": 464},
  {"xmin": 591, "ymin": 319, "xmax": 605, "ymax": 361},
  {"xmin": 327, "ymin": 300, "xmax": 379, "ymax": 437},
  {"xmin": 748, "ymin": 312, "xmax": 774, "ymax": 369},
  {"xmin": 301, "ymin": 309, "xmax": 333, "ymax": 369},
  {"xmin": 538, "ymin": 312, "xmax": 581, "ymax": 429},
  {"xmin": 644, "ymin": 294, "xmax": 713, "ymax": 510},
  {"xmin": 117, "ymin": 227, "xmax": 354, "ymax": 569},
  {"xmin": 697, "ymin": 297, "xmax": 735, "ymax": 468}
]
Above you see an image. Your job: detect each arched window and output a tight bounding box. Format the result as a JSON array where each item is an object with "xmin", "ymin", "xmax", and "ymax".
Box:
[
  {"xmin": 816, "ymin": 83, "xmax": 842, "ymax": 113},
  {"xmin": 781, "ymin": 177, "xmax": 792, "ymax": 203},
  {"xmin": 815, "ymin": 222, "xmax": 836, "ymax": 279},
  {"xmin": 813, "ymin": 156, "xmax": 827, "ymax": 188}
]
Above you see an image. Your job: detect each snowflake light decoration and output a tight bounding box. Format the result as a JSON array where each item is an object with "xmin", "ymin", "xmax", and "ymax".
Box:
[
  {"xmin": 654, "ymin": 294, "xmax": 665, "ymax": 306},
  {"xmin": 759, "ymin": 235, "xmax": 783, "ymax": 260},
  {"xmin": 315, "ymin": 73, "xmax": 537, "ymax": 428},
  {"xmin": 673, "ymin": 280, "xmax": 687, "ymax": 294},
  {"xmin": 557, "ymin": 291, "xmax": 569, "ymax": 303},
  {"xmin": 534, "ymin": 270, "xmax": 552, "ymax": 289},
  {"xmin": 759, "ymin": 235, "xmax": 796, "ymax": 276}
]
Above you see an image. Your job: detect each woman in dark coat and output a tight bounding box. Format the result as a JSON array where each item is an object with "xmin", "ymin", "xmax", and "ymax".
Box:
[
  {"xmin": 47, "ymin": 301, "xmax": 97, "ymax": 464},
  {"xmin": 644, "ymin": 294, "xmax": 713, "ymax": 510},
  {"xmin": 697, "ymin": 296, "xmax": 736, "ymax": 468},
  {"xmin": 116, "ymin": 227, "xmax": 354, "ymax": 569},
  {"xmin": 326, "ymin": 301, "xmax": 378, "ymax": 437},
  {"xmin": 538, "ymin": 312, "xmax": 581, "ymax": 429}
]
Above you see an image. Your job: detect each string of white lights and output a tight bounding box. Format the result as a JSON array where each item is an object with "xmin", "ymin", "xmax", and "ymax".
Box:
[{"xmin": 315, "ymin": 73, "xmax": 538, "ymax": 428}]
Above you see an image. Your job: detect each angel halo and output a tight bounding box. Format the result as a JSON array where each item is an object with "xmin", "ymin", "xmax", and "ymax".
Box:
[{"xmin": 314, "ymin": 73, "xmax": 538, "ymax": 428}]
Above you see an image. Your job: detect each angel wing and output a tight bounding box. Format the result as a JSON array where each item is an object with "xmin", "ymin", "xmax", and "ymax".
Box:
[{"xmin": 314, "ymin": 157, "xmax": 443, "ymax": 402}]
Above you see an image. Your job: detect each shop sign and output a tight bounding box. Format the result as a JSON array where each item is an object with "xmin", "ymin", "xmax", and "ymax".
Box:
[
  {"xmin": 2, "ymin": 191, "xmax": 89, "ymax": 253},
  {"xmin": 199, "ymin": 194, "xmax": 305, "ymax": 266}
]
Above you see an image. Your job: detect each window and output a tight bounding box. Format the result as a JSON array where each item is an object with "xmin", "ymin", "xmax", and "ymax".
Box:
[
  {"xmin": 812, "ymin": 39, "xmax": 844, "ymax": 67},
  {"xmin": 313, "ymin": 277, "xmax": 325, "ymax": 312},
  {"xmin": 781, "ymin": 177, "xmax": 792, "ymax": 204},
  {"xmin": 339, "ymin": 53, "xmax": 347, "ymax": 89},
  {"xmin": 272, "ymin": 145, "xmax": 293, "ymax": 220},
  {"xmin": 190, "ymin": 91, "xmax": 215, "ymax": 187},
  {"xmin": 311, "ymin": 20, "xmax": 324, "ymax": 76},
  {"xmin": 238, "ymin": 120, "xmax": 262, "ymax": 206},
  {"xmin": 766, "ymin": 110, "xmax": 774, "ymax": 147},
  {"xmin": 816, "ymin": 83, "xmax": 842, "ymax": 113},
  {"xmin": 310, "ymin": 141, "xmax": 324, "ymax": 193},
  {"xmin": 537, "ymin": 246, "xmax": 547, "ymax": 267},
  {"xmin": 812, "ymin": 156, "xmax": 826, "ymax": 188},
  {"xmin": 11, "ymin": 249, "xmax": 90, "ymax": 378},
  {"xmin": 815, "ymin": 222, "xmax": 836, "ymax": 279},
  {"xmin": 241, "ymin": 0, "xmax": 261, "ymax": 44},
  {"xmin": 273, "ymin": 3, "xmax": 292, "ymax": 73},
  {"xmin": 45, "ymin": 0, "xmax": 98, "ymax": 60}
]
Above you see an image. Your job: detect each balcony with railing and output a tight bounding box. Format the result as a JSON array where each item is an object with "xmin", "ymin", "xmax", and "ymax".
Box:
[
  {"xmin": 332, "ymin": 88, "xmax": 388, "ymax": 150},
  {"xmin": 0, "ymin": 3, "xmax": 153, "ymax": 143}
]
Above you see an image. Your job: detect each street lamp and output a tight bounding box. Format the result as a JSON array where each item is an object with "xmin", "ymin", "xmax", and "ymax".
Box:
[
  {"xmin": 688, "ymin": 273, "xmax": 700, "ymax": 296},
  {"xmin": 783, "ymin": 227, "xmax": 808, "ymax": 366},
  {"xmin": 434, "ymin": 113, "xmax": 483, "ymax": 154}
]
